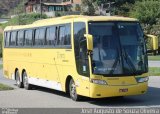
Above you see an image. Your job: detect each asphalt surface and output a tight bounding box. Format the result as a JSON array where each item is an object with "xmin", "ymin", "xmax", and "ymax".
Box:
[
  {"xmin": 0, "ymin": 68, "xmax": 160, "ymax": 108},
  {"xmin": 148, "ymin": 61, "xmax": 160, "ymax": 67}
]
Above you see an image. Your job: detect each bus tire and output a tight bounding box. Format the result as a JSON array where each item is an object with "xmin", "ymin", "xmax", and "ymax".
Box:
[
  {"xmin": 23, "ymin": 71, "xmax": 32, "ymax": 90},
  {"xmin": 15, "ymin": 70, "xmax": 23, "ymax": 88},
  {"xmin": 69, "ymin": 79, "xmax": 80, "ymax": 101}
]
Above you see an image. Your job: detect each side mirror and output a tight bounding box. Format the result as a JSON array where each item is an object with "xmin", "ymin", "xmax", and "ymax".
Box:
[{"xmin": 84, "ymin": 34, "xmax": 93, "ymax": 51}]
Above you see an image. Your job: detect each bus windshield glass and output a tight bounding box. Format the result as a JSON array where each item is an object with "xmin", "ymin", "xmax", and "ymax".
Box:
[{"xmin": 89, "ymin": 22, "xmax": 148, "ymax": 76}]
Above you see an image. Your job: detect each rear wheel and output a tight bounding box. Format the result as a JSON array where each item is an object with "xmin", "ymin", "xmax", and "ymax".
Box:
[
  {"xmin": 69, "ymin": 79, "xmax": 80, "ymax": 101},
  {"xmin": 15, "ymin": 70, "xmax": 23, "ymax": 88},
  {"xmin": 23, "ymin": 71, "xmax": 32, "ymax": 90}
]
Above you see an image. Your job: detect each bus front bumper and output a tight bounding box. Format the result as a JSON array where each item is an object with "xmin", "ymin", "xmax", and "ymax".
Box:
[{"xmin": 89, "ymin": 82, "xmax": 148, "ymax": 98}]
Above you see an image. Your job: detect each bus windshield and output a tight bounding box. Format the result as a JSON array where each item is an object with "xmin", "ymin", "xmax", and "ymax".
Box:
[{"xmin": 89, "ymin": 22, "xmax": 148, "ymax": 76}]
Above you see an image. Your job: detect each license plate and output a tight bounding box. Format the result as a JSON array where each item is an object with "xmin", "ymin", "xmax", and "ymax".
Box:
[{"xmin": 119, "ymin": 88, "xmax": 128, "ymax": 92}]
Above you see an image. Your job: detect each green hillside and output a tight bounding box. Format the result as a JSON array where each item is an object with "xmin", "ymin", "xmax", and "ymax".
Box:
[{"xmin": 0, "ymin": 0, "xmax": 27, "ymax": 17}]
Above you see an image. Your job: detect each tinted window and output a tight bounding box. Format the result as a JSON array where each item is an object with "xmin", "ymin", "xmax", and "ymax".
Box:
[
  {"xmin": 5, "ymin": 32, "xmax": 10, "ymax": 47},
  {"xmin": 58, "ymin": 24, "xmax": 71, "ymax": 46},
  {"xmin": 59, "ymin": 26, "xmax": 65, "ymax": 45},
  {"xmin": 46, "ymin": 26, "xmax": 56, "ymax": 46},
  {"xmin": 17, "ymin": 30, "xmax": 24, "ymax": 46},
  {"xmin": 74, "ymin": 22, "xmax": 89, "ymax": 77},
  {"xmin": 64, "ymin": 24, "xmax": 71, "ymax": 45},
  {"xmin": 4, "ymin": 32, "xmax": 6, "ymax": 46},
  {"xmin": 74, "ymin": 22, "xmax": 86, "ymax": 57},
  {"xmin": 35, "ymin": 28, "xmax": 45, "ymax": 46},
  {"xmin": 24, "ymin": 30, "xmax": 33, "ymax": 46},
  {"xmin": 10, "ymin": 31, "xmax": 17, "ymax": 46}
]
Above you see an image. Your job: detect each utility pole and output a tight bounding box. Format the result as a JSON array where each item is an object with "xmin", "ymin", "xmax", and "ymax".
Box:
[
  {"xmin": 106, "ymin": 1, "xmax": 115, "ymax": 16},
  {"xmin": 23, "ymin": 0, "xmax": 26, "ymax": 14},
  {"xmin": 62, "ymin": 0, "xmax": 64, "ymax": 12},
  {"xmin": 40, "ymin": 0, "xmax": 42, "ymax": 18}
]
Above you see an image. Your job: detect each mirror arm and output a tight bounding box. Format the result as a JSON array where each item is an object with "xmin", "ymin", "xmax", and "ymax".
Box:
[{"xmin": 87, "ymin": 50, "xmax": 92, "ymax": 55}]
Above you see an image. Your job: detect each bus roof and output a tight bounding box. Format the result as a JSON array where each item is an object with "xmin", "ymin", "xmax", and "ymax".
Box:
[{"xmin": 4, "ymin": 15, "xmax": 138, "ymax": 31}]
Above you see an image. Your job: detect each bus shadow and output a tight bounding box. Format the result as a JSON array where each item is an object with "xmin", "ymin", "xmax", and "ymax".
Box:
[
  {"xmin": 32, "ymin": 85, "xmax": 70, "ymax": 99},
  {"xmin": 87, "ymin": 87, "xmax": 160, "ymax": 107},
  {"xmin": 30, "ymin": 86, "xmax": 160, "ymax": 107}
]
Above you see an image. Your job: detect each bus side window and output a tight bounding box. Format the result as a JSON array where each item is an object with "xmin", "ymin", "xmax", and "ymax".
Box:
[
  {"xmin": 58, "ymin": 24, "xmax": 71, "ymax": 47},
  {"xmin": 4, "ymin": 32, "xmax": 6, "ymax": 47},
  {"xmin": 24, "ymin": 30, "xmax": 33, "ymax": 46},
  {"xmin": 58, "ymin": 26, "xmax": 65, "ymax": 46},
  {"xmin": 35, "ymin": 29, "xmax": 40, "ymax": 46},
  {"xmin": 46, "ymin": 26, "xmax": 56, "ymax": 46},
  {"xmin": 10, "ymin": 31, "xmax": 17, "ymax": 46},
  {"xmin": 35, "ymin": 28, "xmax": 45, "ymax": 46},
  {"xmin": 17, "ymin": 30, "xmax": 24, "ymax": 46},
  {"xmin": 39, "ymin": 28, "xmax": 46, "ymax": 46},
  {"xmin": 64, "ymin": 24, "xmax": 71, "ymax": 46},
  {"xmin": 5, "ymin": 32, "xmax": 10, "ymax": 47}
]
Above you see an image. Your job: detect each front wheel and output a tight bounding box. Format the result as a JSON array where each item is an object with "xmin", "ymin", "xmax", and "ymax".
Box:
[
  {"xmin": 69, "ymin": 79, "xmax": 80, "ymax": 101},
  {"xmin": 23, "ymin": 72, "xmax": 32, "ymax": 90}
]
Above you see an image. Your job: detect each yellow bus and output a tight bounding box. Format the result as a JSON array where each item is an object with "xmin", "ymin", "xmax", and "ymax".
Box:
[
  {"xmin": 145, "ymin": 34, "xmax": 159, "ymax": 55},
  {"xmin": 3, "ymin": 15, "xmax": 149, "ymax": 101}
]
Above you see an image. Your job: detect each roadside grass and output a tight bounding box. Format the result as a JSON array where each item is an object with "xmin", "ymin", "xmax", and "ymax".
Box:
[
  {"xmin": 0, "ymin": 83, "xmax": 14, "ymax": 91},
  {"xmin": 148, "ymin": 55, "xmax": 160, "ymax": 61},
  {"xmin": 149, "ymin": 67, "xmax": 160, "ymax": 76},
  {"xmin": 0, "ymin": 64, "xmax": 2, "ymax": 69},
  {"xmin": 0, "ymin": 64, "xmax": 13, "ymax": 91}
]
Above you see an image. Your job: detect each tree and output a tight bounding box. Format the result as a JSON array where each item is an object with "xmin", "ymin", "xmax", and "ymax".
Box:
[
  {"xmin": 81, "ymin": 0, "xmax": 96, "ymax": 15},
  {"xmin": 130, "ymin": 0, "xmax": 160, "ymax": 42},
  {"xmin": 81, "ymin": 0, "xmax": 117, "ymax": 15},
  {"xmin": 81, "ymin": 0, "xmax": 137, "ymax": 16},
  {"xmin": 150, "ymin": 19, "xmax": 160, "ymax": 39},
  {"xmin": 130, "ymin": 0, "xmax": 160, "ymax": 25}
]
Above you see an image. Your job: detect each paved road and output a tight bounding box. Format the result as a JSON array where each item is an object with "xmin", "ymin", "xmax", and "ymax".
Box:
[
  {"xmin": 148, "ymin": 61, "xmax": 160, "ymax": 67},
  {"xmin": 0, "ymin": 18, "xmax": 9, "ymax": 24},
  {"xmin": 0, "ymin": 70, "xmax": 160, "ymax": 108}
]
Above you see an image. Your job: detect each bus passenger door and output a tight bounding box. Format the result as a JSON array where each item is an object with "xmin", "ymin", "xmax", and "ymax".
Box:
[
  {"xmin": 74, "ymin": 22, "xmax": 90, "ymax": 97},
  {"xmin": 77, "ymin": 36, "xmax": 90, "ymax": 97}
]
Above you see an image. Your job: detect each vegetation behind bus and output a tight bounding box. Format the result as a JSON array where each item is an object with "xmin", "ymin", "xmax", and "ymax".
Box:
[
  {"xmin": 0, "ymin": 32, "xmax": 2, "ymax": 57},
  {"xmin": 0, "ymin": 13, "xmax": 47, "ymax": 57},
  {"xmin": 1, "ymin": 13, "xmax": 47, "ymax": 29},
  {"xmin": 0, "ymin": 83, "xmax": 14, "ymax": 91}
]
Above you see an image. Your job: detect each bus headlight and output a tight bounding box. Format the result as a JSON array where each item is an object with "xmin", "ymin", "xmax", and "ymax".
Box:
[
  {"xmin": 90, "ymin": 79, "xmax": 107, "ymax": 85},
  {"xmin": 136, "ymin": 77, "xmax": 149, "ymax": 83}
]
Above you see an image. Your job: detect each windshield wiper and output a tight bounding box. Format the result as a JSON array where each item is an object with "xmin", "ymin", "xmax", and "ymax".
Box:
[
  {"xmin": 122, "ymin": 47, "xmax": 137, "ymax": 75},
  {"xmin": 109, "ymin": 48, "xmax": 120, "ymax": 75}
]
